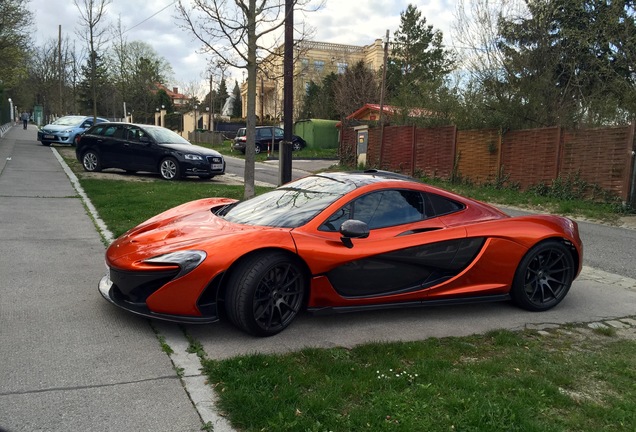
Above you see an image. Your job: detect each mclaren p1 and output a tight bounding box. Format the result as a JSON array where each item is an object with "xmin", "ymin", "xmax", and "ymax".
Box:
[{"xmin": 98, "ymin": 170, "xmax": 583, "ymax": 336}]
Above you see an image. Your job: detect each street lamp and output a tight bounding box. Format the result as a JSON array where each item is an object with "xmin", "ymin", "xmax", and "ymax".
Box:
[
  {"xmin": 194, "ymin": 105, "xmax": 198, "ymax": 145},
  {"xmin": 8, "ymin": 98, "xmax": 14, "ymax": 124}
]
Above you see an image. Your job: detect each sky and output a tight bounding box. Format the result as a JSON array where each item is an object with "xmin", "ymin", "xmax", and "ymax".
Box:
[{"xmin": 28, "ymin": 0, "xmax": 457, "ymax": 96}]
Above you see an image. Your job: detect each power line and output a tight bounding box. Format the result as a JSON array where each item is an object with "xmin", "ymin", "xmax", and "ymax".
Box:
[{"xmin": 122, "ymin": 1, "xmax": 177, "ymax": 35}]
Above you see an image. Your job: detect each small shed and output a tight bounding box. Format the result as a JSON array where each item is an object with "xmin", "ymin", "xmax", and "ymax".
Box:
[{"xmin": 294, "ymin": 119, "xmax": 339, "ymax": 149}]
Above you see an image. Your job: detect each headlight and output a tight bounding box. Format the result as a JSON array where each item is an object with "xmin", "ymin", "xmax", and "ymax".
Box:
[
  {"xmin": 184, "ymin": 154, "xmax": 203, "ymax": 161},
  {"xmin": 62, "ymin": 129, "xmax": 73, "ymax": 134},
  {"xmin": 143, "ymin": 250, "xmax": 206, "ymax": 277}
]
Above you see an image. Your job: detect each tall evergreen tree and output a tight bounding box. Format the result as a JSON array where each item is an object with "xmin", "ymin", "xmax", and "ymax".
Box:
[
  {"xmin": 495, "ymin": 0, "xmax": 636, "ymax": 126},
  {"xmin": 388, "ymin": 4, "xmax": 455, "ymax": 109},
  {"xmin": 77, "ymin": 52, "xmax": 112, "ymax": 115},
  {"xmin": 231, "ymin": 80, "xmax": 242, "ymax": 118}
]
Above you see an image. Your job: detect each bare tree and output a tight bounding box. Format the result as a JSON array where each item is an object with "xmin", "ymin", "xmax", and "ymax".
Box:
[
  {"xmin": 74, "ymin": 0, "xmax": 111, "ymax": 120},
  {"xmin": 176, "ymin": 0, "xmax": 315, "ymax": 198}
]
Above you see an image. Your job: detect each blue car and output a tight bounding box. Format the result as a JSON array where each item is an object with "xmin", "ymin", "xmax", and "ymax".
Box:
[{"xmin": 38, "ymin": 115, "xmax": 108, "ymax": 147}]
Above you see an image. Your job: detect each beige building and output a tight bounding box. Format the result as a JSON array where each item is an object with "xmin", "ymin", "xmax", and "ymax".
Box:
[{"xmin": 241, "ymin": 39, "xmax": 387, "ymax": 121}]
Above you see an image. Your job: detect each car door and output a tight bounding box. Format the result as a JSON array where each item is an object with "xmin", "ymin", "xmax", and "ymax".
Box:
[
  {"xmin": 272, "ymin": 127, "xmax": 284, "ymax": 150},
  {"xmin": 120, "ymin": 126, "xmax": 157, "ymax": 172},
  {"xmin": 97, "ymin": 125, "xmax": 127, "ymax": 167},
  {"xmin": 257, "ymin": 127, "xmax": 274, "ymax": 152},
  {"xmin": 292, "ymin": 189, "xmax": 474, "ymax": 299}
]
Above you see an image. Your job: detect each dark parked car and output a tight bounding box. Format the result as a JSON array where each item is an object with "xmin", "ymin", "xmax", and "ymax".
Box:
[
  {"xmin": 38, "ymin": 115, "xmax": 108, "ymax": 146},
  {"xmin": 232, "ymin": 126, "xmax": 306, "ymax": 154},
  {"xmin": 75, "ymin": 122, "xmax": 225, "ymax": 180}
]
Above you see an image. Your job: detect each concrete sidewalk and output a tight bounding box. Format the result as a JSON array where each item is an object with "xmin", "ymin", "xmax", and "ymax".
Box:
[{"xmin": 0, "ymin": 125, "xmax": 204, "ymax": 431}]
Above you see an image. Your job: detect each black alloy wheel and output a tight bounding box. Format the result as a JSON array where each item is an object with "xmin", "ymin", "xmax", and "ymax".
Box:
[
  {"xmin": 225, "ymin": 251, "xmax": 306, "ymax": 336},
  {"xmin": 159, "ymin": 157, "xmax": 181, "ymax": 180},
  {"xmin": 511, "ymin": 240, "xmax": 575, "ymax": 311},
  {"xmin": 82, "ymin": 150, "xmax": 102, "ymax": 172}
]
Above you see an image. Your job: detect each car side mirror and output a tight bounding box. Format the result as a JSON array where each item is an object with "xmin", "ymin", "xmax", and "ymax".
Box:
[
  {"xmin": 339, "ymin": 219, "xmax": 369, "ymax": 249},
  {"xmin": 81, "ymin": 122, "xmax": 91, "ymax": 128}
]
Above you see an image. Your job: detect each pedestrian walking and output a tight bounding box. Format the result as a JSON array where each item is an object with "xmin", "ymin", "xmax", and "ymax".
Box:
[{"xmin": 21, "ymin": 112, "xmax": 29, "ymax": 129}]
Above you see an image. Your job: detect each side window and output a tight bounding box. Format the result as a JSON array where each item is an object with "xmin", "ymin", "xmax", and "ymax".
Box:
[
  {"xmin": 319, "ymin": 190, "xmax": 425, "ymax": 232},
  {"xmin": 103, "ymin": 126, "xmax": 125, "ymax": 139},
  {"xmin": 426, "ymin": 193, "xmax": 464, "ymax": 217},
  {"xmin": 320, "ymin": 203, "xmax": 352, "ymax": 232},
  {"xmin": 259, "ymin": 128, "xmax": 273, "ymax": 140},
  {"xmin": 127, "ymin": 127, "xmax": 141, "ymax": 141},
  {"xmin": 90, "ymin": 125, "xmax": 106, "ymax": 136},
  {"xmin": 273, "ymin": 128, "xmax": 284, "ymax": 139},
  {"xmin": 103, "ymin": 126, "xmax": 117, "ymax": 137}
]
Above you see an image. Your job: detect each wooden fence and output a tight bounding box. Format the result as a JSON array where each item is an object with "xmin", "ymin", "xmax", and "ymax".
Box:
[{"xmin": 341, "ymin": 121, "xmax": 636, "ymax": 206}]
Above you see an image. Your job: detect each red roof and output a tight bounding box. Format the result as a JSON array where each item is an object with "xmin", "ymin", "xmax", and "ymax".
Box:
[{"xmin": 337, "ymin": 103, "xmax": 435, "ymax": 127}]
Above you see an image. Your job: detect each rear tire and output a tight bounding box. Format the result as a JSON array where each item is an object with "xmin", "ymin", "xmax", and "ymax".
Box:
[
  {"xmin": 254, "ymin": 143, "xmax": 262, "ymax": 154},
  {"xmin": 82, "ymin": 150, "xmax": 102, "ymax": 172},
  {"xmin": 511, "ymin": 240, "xmax": 574, "ymax": 311},
  {"xmin": 225, "ymin": 251, "xmax": 306, "ymax": 336}
]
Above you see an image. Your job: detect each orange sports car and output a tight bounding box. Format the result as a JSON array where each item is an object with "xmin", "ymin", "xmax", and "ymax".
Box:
[{"xmin": 99, "ymin": 170, "xmax": 583, "ymax": 336}]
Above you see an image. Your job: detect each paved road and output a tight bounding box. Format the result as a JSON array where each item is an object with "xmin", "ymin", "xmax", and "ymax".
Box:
[
  {"xmin": 0, "ymin": 125, "xmax": 203, "ymax": 432},
  {"xmin": 224, "ymin": 153, "xmax": 337, "ymax": 186},
  {"xmin": 502, "ymin": 207, "xmax": 636, "ymax": 280}
]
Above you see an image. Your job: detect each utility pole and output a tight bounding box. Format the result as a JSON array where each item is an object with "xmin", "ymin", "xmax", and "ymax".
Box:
[
  {"xmin": 280, "ymin": 0, "xmax": 294, "ymax": 185},
  {"xmin": 59, "ymin": 25, "xmax": 63, "ymax": 116},
  {"xmin": 378, "ymin": 29, "xmax": 389, "ymax": 167},
  {"xmin": 209, "ymin": 74, "xmax": 213, "ymax": 131}
]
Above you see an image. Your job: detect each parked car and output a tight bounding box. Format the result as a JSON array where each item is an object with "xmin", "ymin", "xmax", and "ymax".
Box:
[
  {"xmin": 38, "ymin": 115, "xmax": 108, "ymax": 147},
  {"xmin": 233, "ymin": 126, "xmax": 307, "ymax": 154},
  {"xmin": 75, "ymin": 122, "xmax": 225, "ymax": 180},
  {"xmin": 97, "ymin": 170, "xmax": 583, "ymax": 337}
]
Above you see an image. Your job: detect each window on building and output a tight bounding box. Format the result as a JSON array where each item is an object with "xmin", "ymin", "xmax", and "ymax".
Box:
[
  {"xmin": 300, "ymin": 58, "xmax": 309, "ymax": 73},
  {"xmin": 336, "ymin": 62, "xmax": 348, "ymax": 74},
  {"xmin": 314, "ymin": 60, "xmax": 325, "ymax": 73}
]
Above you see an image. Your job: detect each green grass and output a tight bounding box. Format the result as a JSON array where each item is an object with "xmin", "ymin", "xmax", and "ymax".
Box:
[
  {"xmin": 419, "ymin": 177, "xmax": 631, "ymax": 223},
  {"xmin": 79, "ymin": 179, "xmax": 270, "ymax": 237},
  {"xmin": 203, "ymin": 328, "xmax": 636, "ymax": 431}
]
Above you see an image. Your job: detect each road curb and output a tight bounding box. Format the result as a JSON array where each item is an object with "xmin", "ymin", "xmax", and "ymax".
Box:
[{"xmin": 51, "ymin": 146, "xmax": 234, "ymax": 431}]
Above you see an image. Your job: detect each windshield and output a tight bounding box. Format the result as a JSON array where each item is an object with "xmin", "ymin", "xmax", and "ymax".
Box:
[
  {"xmin": 219, "ymin": 175, "xmax": 356, "ymax": 228},
  {"xmin": 52, "ymin": 116, "xmax": 86, "ymax": 126},
  {"xmin": 145, "ymin": 126, "xmax": 191, "ymax": 145}
]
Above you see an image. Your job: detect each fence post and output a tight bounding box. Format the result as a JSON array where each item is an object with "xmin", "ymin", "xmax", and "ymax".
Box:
[
  {"xmin": 496, "ymin": 128, "xmax": 504, "ymax": 180},
  {"xmin": 555, "ymin": 126, "xmax": 563, "ymax": 180},
  {"xmin": 411, "ymin": 125, "xmax": 416, "ymax": 176},
  {"xmin": 624, "ymin": 119, "xmax": 636, "ymax": 207}
]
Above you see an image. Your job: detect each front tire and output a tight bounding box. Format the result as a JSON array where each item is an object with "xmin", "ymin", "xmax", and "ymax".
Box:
[
  {"xmin": 225, "ymin": 251, "xmax": 306, "ymax": 336},
  {"xmin": 41, "ymin": 141, "xmax": 51, "ymax": 147},
  {"xmin": 511, "ymin": 240, "xmax": 574, "ymax": 311},
  {"xmin": 159, "ymin": 157, "xmax": 181, "ymax": 180},
  {"xmin": 82, "ymin": 150, "xmax": 102, "ymax": 172}
]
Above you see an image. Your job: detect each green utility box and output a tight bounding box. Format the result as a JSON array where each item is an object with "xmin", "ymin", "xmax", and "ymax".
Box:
[{"xmin": 294, "ymin": 119, "xmax": 339, "ymax": 149}]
